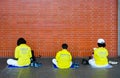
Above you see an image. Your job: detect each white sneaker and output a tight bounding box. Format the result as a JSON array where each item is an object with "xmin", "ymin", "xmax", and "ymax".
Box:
[{"xmin": 109, "ymin": 61, "xmax": 118, "ymax": 65}]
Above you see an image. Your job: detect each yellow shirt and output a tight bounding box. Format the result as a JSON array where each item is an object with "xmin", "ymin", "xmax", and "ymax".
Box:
[
  {"xmin": 94, "ymin": 47, "xmax": 108, "ymax": 66},
  {"xmin": 15, "ymin": 44, "xmax": 32, "ymax": 66},
  {"xmin": 55, "ymin": 49, "xmax": 72, "ymax": 69}
]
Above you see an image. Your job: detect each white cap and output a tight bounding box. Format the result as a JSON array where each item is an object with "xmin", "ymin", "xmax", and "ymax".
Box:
[{"xmin": 97, "ymin": 38, "xmax": 105, "ymax": 43}]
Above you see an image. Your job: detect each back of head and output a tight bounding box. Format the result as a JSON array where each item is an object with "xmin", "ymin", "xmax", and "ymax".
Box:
[
  {"xmin": 97, "ymin": 38, "xmax": 106, "ymax": 47},
  {"xmin": 17, "ymin": 37, "xmax": 26, "ymax": 46},
  {"xmin": 62, "ymin": 43, "xmax": 68, "ymax": 49}
]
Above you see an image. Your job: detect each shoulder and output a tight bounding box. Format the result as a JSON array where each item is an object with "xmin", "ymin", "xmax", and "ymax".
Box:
[
  {"xmin": 19, "ymin": 44, "xmax": 31, "ymax": 49},
  {"xmin": 95, "ymin": 47, "xmax": 108, "ymax": 52},
  {"xmin": 15, "ymin": 46, "xmax": 19, "ymax": 50}
]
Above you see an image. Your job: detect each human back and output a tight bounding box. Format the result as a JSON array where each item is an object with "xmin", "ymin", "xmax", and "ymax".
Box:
[
  {"xmin": 56, "ymin": 49, "xmax": 72, "ymax": 68},
  {"xmin": 15, "ymin": 43, "xmax": 32, "ymax": 66},
  {"xmin": 94, "ymin": 47, "xmax": 108, "ymax": 66},
  {"xmin": 52, "ymin": 43, "xmax": 72, "ymax": 69}
]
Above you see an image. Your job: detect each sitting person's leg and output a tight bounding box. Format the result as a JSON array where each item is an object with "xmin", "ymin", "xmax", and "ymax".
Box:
[
  {"xmin": 89, "ymin": 59, "xmax": 112, "ymax": 68},
  {"xmin": 7, "ymin": 59, "xmax": 19, "ymax": 66},
  {"xmin": 88, "ymin": 58, "xmax": 96, "ymax": 67},
  {"xmin": 52, "ymin": 59, "xmax": 72, "ymax": 67},
  {"xmin": 52, "ymin": 58, "xmax": 58, "ymax": 67},
  {"xmin": 70, "ymin": 62, "xmax": 72, "ymax": 66}
]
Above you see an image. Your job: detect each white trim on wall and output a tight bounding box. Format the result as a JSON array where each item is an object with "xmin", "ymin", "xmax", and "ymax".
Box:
[{"xmin": 118, "ymin": 0, "xmax": 120, "ymax": 56}]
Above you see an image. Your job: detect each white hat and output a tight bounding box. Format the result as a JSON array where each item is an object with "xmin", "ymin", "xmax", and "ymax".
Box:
[{"xmin": 97, "ymin": 38, "xmax": 105, "ymax": 43}]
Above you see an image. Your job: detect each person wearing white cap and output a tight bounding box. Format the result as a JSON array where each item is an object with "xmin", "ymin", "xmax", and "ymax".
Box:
[{"xmin": 88, "ymin": 38, "xmax": 112, "ymax": 68}]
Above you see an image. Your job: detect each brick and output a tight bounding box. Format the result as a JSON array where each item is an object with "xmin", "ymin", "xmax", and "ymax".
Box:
[{"xmin": 0, "ymin": 0, "xmax": 118, "ymax": 57}]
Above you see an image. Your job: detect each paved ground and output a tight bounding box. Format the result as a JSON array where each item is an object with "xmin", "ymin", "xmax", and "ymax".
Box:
[{"xmin": 0, "ymin": 57, "xmax": 120, "ymax": 78}]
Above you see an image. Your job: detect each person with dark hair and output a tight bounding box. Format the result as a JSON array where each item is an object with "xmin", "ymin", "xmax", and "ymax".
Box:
[
  {"xmin": 7, "ymin": 38, "xmax": 32, "ymax": 67},
  {"xmin": 88, "ymin": 38, "xmax": 112, "ymax": 68},
  {"xmin": 17, "ymin": 38, "xmax": 26, "ymax": 46},
  {"xmin": 52, "ymin": 43, "xmax": 72, "ymax": 69}
]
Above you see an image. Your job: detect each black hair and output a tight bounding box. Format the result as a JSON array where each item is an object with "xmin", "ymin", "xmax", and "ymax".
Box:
[
  {"xmin": 97, "ymin": 43, "xmax": 106, "ymax": 47},
  {"xmin": 17, "ymin": 38, "xmax": 26, "ymax": 46},
  {"xmin": 62, "ymin": 43, "xmax": 68, "ymax": 49}
]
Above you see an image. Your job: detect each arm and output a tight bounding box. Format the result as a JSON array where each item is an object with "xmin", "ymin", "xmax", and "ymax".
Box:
[
  {"xmin": 14, "ymin": 46, "xmax": 19, "ymax": 59},
  {"xmin": 68, "ymin": 52, "xmax": 72, "ymax": 61},
  {"xmin": 105, "ymin": 49, "xmax": 108, "ymax": 57},
  {"xmin": 55, "ymin": 51, "xmax": 60, "ymax": 61},
  {"xmin": 29, "ymin": 49, "xmax": 32, "ymax": 58}
]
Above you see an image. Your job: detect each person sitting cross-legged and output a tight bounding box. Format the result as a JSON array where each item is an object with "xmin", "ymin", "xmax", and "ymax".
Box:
[
  {"xmin": 52, "ymin": 43, "xmax": 72, "ymax": 69},
  {"xmin": 89, "ymin": 38, "xmax": 112, "ymax": 68},
  {"xmin": 7, "ymin": 38, "xmax": 32, "ymax": 67}
]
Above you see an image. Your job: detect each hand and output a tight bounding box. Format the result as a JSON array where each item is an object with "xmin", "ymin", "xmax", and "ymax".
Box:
[
  {"xmin": 14, "ymin": 58, "xmax": 18, "ymax": 60},
  {"xmin": 93, "ymin": 48, "xmax": 97, "ymax": 50}
]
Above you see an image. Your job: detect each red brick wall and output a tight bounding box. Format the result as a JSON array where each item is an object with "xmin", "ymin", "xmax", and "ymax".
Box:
[{"xmin": 0, "ymin": 0, "xmax": 118, "ymax": 57}]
